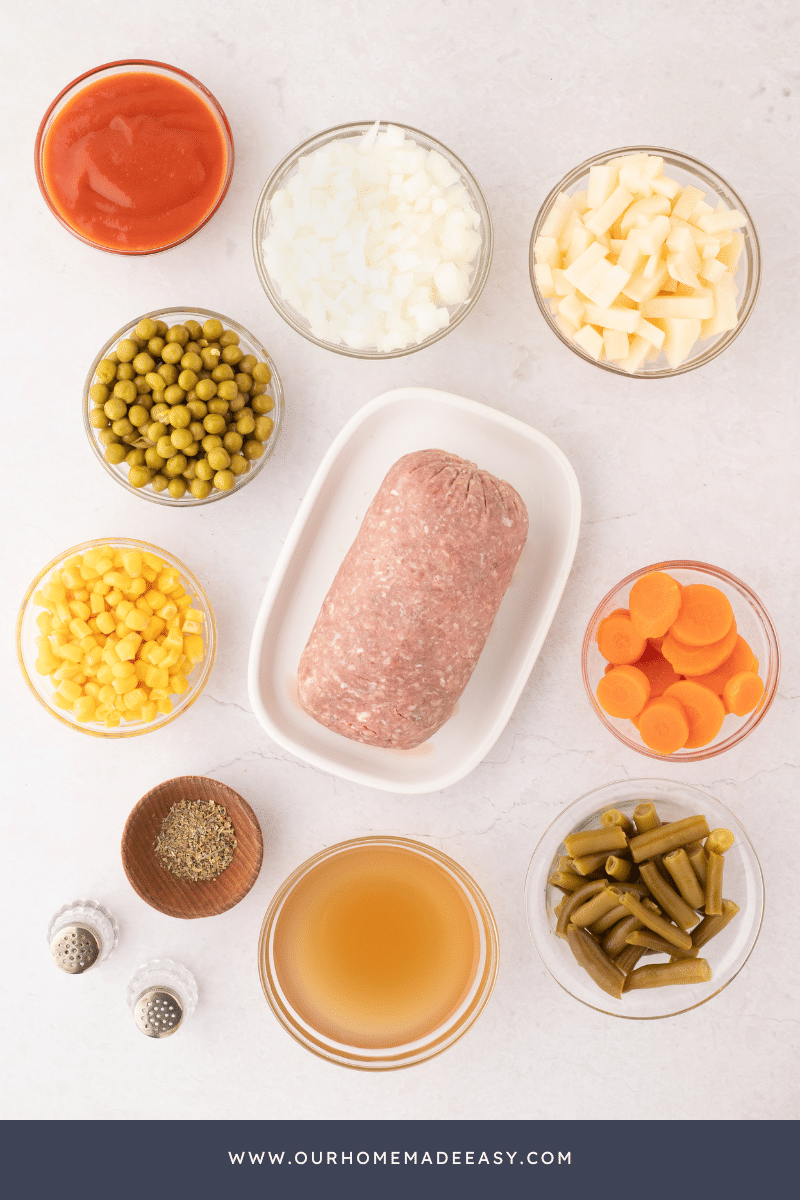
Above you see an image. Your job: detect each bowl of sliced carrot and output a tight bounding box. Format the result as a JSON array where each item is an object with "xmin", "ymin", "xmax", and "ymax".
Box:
[{"xmin": 582, "ymin": 561, "xmax": 780, "ymax": 761}]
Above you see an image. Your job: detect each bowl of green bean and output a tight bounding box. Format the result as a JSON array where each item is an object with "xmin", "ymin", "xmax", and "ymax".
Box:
[
  {"xmin": 83, "ymin": 308, "xmax": 284, "ymax": 506},
  {"xmin": 525, "ymin": 778, "xmax": 763, "ymax": 1018}
]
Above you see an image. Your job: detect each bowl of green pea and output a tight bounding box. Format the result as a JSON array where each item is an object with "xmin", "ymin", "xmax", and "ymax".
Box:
[{"xmin": 83, "ymin": 307, "xmax": 284, "ymax": 505}]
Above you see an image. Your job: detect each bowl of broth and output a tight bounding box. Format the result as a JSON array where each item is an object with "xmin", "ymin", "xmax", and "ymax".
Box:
[{"xmin": 258, "ymin": 836, "xmax": 499, "ymax": 1069}]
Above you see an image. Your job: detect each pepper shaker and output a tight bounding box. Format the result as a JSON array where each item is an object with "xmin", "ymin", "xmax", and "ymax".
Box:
[
  {"xmin": 47, "ymin": 899, "xmax": 119, "ymax": 974},
  {"xmin": 127, "ymin": 959, "xmax": 198, "ymax": 1038}
]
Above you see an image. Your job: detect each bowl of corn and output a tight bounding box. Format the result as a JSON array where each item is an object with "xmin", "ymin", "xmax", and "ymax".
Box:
[{"xmin": 16, "ymin": 538, "xmax": 216, "ymax": 737}]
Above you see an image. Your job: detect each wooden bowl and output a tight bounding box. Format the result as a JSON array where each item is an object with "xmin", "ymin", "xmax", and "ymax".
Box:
[{"xmin": 121, "ymin": 776, "xmax": 263, "ymax": 918}]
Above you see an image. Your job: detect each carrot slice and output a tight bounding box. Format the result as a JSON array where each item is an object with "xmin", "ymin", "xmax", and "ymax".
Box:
[
  {"xmin": 663, "ymin": 680, "xmax": 725, "ymax": 748},
  {"xmin": 690, "ymin": 635, "xmax": 759, "ymax": 695},
  {"xmin": 596, "ymin": 609, "xmax": 647, "ymax": 664},
  {"xmin": 633, "ymin": 649, "xmax": 683, "ymax": 698},
  {"xmin": 637, "ymin": 695, "xmax": 690, "ymax": 755},
  {"xmin": 669, "ymin": 584, "xmax": 734, "ymax": 646},
  {"xmin": 661, "ymin": 620, "xmax": 738, "ymax": 676},
  {"xmin": 596, "ymin": 665, "xmax": 651, "ymax": 718},
  {"xmin": 629, "ymin": 571, "xmax": 682, "ymax": 638},
  {"xmin": 723, "ymin": 671, "xmax": 764, "ymax": 716}
]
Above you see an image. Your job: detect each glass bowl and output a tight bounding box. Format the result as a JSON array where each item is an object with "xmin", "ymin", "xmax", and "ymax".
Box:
[
  {"xmin": 35, "ymin": 60, "xmax": 234, "ymax": 255},
  {"xmin": 17, "ymin": 538, "xmax": 216, "ymax": 737},
  {"xmin": 529, "ymin": 146, "xmax": 760, "ymax": 377},
  {"xmin": 525, "ymin": 778, "xmax": 764, "ymax": 1019},
  {"xmin": 582, "ymin": 560, "xmax": 779, "ymax": 761},
  {"xmin": 84, "ymin": 307, "xmax": 284, "ymax": 507},
  {"xmin": 258, "ymin": 836, "xmax": 499, "ymax": 1070},
  {"xmin": 252, "ymin": 121, "xmax": 493, "ymax": 358}
]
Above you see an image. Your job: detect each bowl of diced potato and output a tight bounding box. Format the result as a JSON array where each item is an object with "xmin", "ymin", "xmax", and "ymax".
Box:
[
  {"xmin": 529, "ymin": 146, "xmax": 760, "ymax": 376},
  {"xmin": 17, "ymin": 539, "xmax": 216, "ymax": 736}
]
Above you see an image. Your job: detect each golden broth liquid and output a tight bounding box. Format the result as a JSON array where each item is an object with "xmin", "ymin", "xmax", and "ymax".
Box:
[{"xmin": 271, "ymin": 844, "xmax": 481, "ymax": 1049}]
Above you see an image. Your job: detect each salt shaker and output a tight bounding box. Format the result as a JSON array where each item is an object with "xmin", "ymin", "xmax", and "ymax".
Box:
[
  {"xmin": 47, "ymin": 899, "xmax": 119, "ymax": 974},
  {"xmin": 127, "ymin": 959, "xmax": 198, "ymax": 1038}
]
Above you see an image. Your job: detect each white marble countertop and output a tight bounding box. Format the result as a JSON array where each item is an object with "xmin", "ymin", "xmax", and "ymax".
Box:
[{"xmin": 2, "ymin": 0, "xmax": 798, "ymax": 1121}]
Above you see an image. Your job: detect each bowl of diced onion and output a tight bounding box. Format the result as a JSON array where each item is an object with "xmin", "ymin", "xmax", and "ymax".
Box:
[
  {"xmin": 529, "ymin": 147, "xmax": 760, "ymax": 376},
  {"xmin": 16, "ymin": 538, "xmax": 216, "ymax": 737},
  {"xmin": 252, "ymin": 121, "xmax": 493, "ymax": 358}
]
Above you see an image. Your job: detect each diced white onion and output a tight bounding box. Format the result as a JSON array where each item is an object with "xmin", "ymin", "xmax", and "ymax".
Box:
[{"xmin": 263, "ymin": 123, "xmax": 482, "ymax": 349}]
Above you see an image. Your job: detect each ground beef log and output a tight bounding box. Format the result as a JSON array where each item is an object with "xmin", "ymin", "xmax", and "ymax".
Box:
[{"xmin": 297, "ymin": 449, "xmax": 529, "ymax": 748}]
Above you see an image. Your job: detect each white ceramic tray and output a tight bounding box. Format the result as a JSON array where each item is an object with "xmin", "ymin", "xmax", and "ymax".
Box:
[{"xmin": 248, "ymin": 388, "xmax": 581, "ymax": 793}]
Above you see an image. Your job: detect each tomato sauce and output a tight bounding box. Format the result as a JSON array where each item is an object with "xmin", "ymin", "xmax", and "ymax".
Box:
[{"xmin": 41, "ymin": 70, "xmax": 231, "ymax": 253}]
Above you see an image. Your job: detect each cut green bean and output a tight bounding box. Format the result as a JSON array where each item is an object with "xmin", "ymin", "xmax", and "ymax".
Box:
[
  {"xmin": 564, "ymin": 826, "xmax": 628, "ymax": 858},
  {"xmin": 613, "ymin": 943, "xmax": 647, "ymax": 974},
  {"xmin": 548, "ymin": 870, "xmax": 592, "ymax": 893},
  {"xmin": 662, "ymin": 847, "xmax": 705, "ymax": 910},
  {"xmin": 605, "ymin": 855, "xmax": 632, "ymax": 881},
  {"xmin": 687, "ymin": 842, "xmax": 708, "ymax": 888},
  {"xmin": 589, "ymin": 904, "xmax": 629, "ymax": 935},
  {"xmin": 571, "ymin": 888, "xmax": 622, "ymax": 928},
  {"xmin": 705, "ymin": 828, "xmax": 735, "ymax": 856},
  {"xmin": 571, "ymin": 850, "xmax": 612, "ymax": 876},
  {"xmin": 691, "ymin": 899, "xmax": 740, "ymax": 950},
  {"xmin": 628, "ymin": 815, "xmax": 711, "ymax": 862},
  {"xmin": 623, "ymin": 959, "xmax": 712, "ymax": 991},
  {"xmin": 613, "ymin": 888, "xmax": 693, "ymax": 951},
  {"xmin": 601, "ymin": 914, "xmax": 644, "ymax": 958},
  {"xmin": 626, "ymin": 930, "xmax": 699, "ymax": 959},
  {"xmin": 705, "ymin": 850, "xmax": 725, "ymax": 915},
  {"xmin": 555, "ymin": 878, "xmax": 608, "ymax": 939},
  {"xmin": 633, "ymin": 801, "xmax": 661, "ymax": 833},
  {"xmin": 601, "ymin": 808, "xmax": 635, "ymax": 836},
  {"xmin": 638, "ymin": 860, "xmax": 700, "ymax": 931},
  {"xmin": 566, "ymin": 924, "xmax": 625, "ymax": 999}
]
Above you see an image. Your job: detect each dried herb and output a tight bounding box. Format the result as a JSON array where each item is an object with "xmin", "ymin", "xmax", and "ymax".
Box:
[{"xmin": 155, "ymin": 798, "xmax": 237, "ymax": 881}]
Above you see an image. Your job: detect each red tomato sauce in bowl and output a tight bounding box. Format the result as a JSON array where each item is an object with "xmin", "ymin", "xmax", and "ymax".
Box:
[{"xmin": 36, "ymin": 61, "xmax": 233, "ymax": 254}]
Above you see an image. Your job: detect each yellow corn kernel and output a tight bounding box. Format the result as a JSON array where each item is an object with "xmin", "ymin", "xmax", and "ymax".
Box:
[
  {"xmin": 98, "ymin": 685, "xmax": 115, "ymax": 704},
  {"xmin": 35, "ymin": 641, "xmax": 61, "ymax": 673},
  {"xmin": 175, "ymin": 595, "xmax": 192, "ymax": 612},
  {"xmin": 185, "ymin": 607, "xmax": 204, "ymax": 623},
  {"xmin": 122, "ymin": 550, "xmax": 143, "ymax": 578},
  {"xmin": 129, "ymin": 577, "xmax": 148, "ymax": 597},
  {"xmin": 84, "ymin": 681, "xmax": 101, "ymax": 699},
  {"xmin": 105, "ymin": 710, "xmax": 122, "ymax": 727},
  {"xmin": 92, "ymin": 580, "xmax": 111, "ymax": 596},
  {"xmin": 123, "ymin": 688, "xmax": 146, "ymax": 710},
  {"xmin": 141, "ymin": 701, "xmax": 158, "ymax": 723},
  {"xmin": 170, "ymin": 673, "xmax": 190, "ymax": 694},
  {"xmin": 141, "ymin": 565, "xmax": 157, "ymax": 583},
  {"xmin": 145, "ymin": 665, "xmax": 170, "ymax": 690},
  {"xmin": 144, "ymin": 590, "xmax": 166, "ymax": 609},
  {"xmin": 142, "ymin": 551, "xmax": 164, "ymax": 571},
  {"xmin": 112, "ymin": 675, "xmax": 138, "ymax": 695},
  {"xmin": 52, "ymin": 663, "xmax": 80, "ymax": 681},
  {"xmin": 100, "ymin": 645, "xmax": 119, "ymax": 667},
  {"xmin": 111, "ymin": 660, "xmax": 135, "ymax": 679},
  {"xmin": 115, "ymin": 599, "xmax": 134, "ymax": 619},
  {"xmin": 33, "ymin": 589, "xmax": 51, "ymax": 609},
  {"xmin": 44, "ymin": 580, "xmax": 67, "ymax": 604},
  {"xmin": 156, "ymin": 698, "xmax": 173, "ymax": 716},
  {"xmin": 95, "ymin": 703, "xmax": 109, "ymax": 720},
  {"xmin": 85, "ymin": 645, "xmax": 103, "ymax": 667},
  {"xmin": 56, "ymin": 601, "xmax": 71, "ymax": 624},
  {"xmin": 53, "ymin": 691, "xmax": 73, "ymax": 711},
  {"xmin": 181, "ymin": 619, "xmax": 202, "ymax": 634},
  {"xmin": 61, "ymin": 567, "xmax": 83, "ymax": 590},
  {"xmin": 105, "ymin": 588, "xmax": 123, "ymax": 607},
  {"xmin": 89, "ymin": 592, "xmax": 106, "ymax": 614},
  {"xmin": 183, "ymin": 635, "xmax": 204, "ymax": 663},
  {"xmin": 149, "ymin": 688, "xmax": 170, "ymax": 701},
  {"xmin": 124, "ymin": 608, "xmax": 148, "ymax": 632},
  {"xmin": 158, "ymin": 570, "xmax": 179, "ymax": 593},
  {"xmin": 73, "ymin": 588, "xmax": 90, "ymax": 602},
  {"xmin": 35, "ymin": 611, "xmax": 53, "ymax": 634},
  {"xmin": 134, "ymin": 660, "xmax": 149, "ymax": 683},
  {"xmin": 74, "ymin": 696, "xmax": 97, "ymax": 723},
  {"xmin": 135, "ymin": 598, "xmax": 154, "ymax": 616},
  {"xmin": 58, "ymin": 679, "xmax": 82, "ymax": 703},
  {"xmin": 79, "ymin": 635, "xmax": 98, "ymax": 653},
  {"xmin": 158, "ymin": 601, "xmax": 178, "ymax": 621},
  {"xmin": 116, "ymin": 635, "xmax": 141, "ymax": 661},
  {"xmin": 143, "ymin": 616, "xmax": 166, "ymax": 641},
  {"xmin": 95, "ymin": 611, "xmax": 116, "ymax": 635},
  {"xmin": 79, "ymin": 563, "xmax": 99, "ymax": 581},
  {"xmin": 56, "ymin": 642, "xmax": 84, "ymax": 663},
  {"xmin": 159, "ymin": 648, "xmax": 181, "ymax": 670},
  {"xmin": 48, "ymin": 631, "xmax": 68, "ymax": 650},
  {"xmin": 148, "ymin": 644, "xmax": 168, "ymax": 666}
]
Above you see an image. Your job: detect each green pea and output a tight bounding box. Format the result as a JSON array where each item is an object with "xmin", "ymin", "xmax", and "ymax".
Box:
[
  {"xmin": 189, "ymin": 420, "xmax": 206, "ymax": 440},
  {"xmin": 252, "ymin": 362, "xmax": 272, "ymax": 384},
  {"xmin": 128, "ymin": 465, "xmax": 153, "ymax": 488},
  {"xmin": 156, "ymin": 436, "xmax": 178, "ymax": 459},
  {"xmin": 169, "ymin": 405, "xmax": 191, "ymax": 429},
  {"xmin": 165, "ymin": 454, "xmax": 188, "ymax": 478},
  {"xmin": 145, "ymin": 371, "xmax": 164, "ymax": 392},
  {"xmin": 129, "ymin": 404, "xmax": 150, "ymax": 428},
  {"xmin": 190, "ymin": 478, "xmax": 212, "ymax": 500},
  {"xmin": 184, "ymin": 320, "xmax": 203, "ymax": 340},
  {"xmin": 89, "ymin": 383, "xmax": 110, "ymax": 405},
  {"xmin": 229, "ymin": 394, "xmax": 246, "ymax": 413},
  {"xmin": 116, "ymin": 362, "xmax": 135, "ymax": 382},
  {"xmin": 89, "ymin": 409, "xmax": 109, "ymax": 429},
  {"xmin": 200, "ymin": 347, "xmax": 221, "ymax": 370},
  {"xmin": 236, "ymin": 413, "xmax": 256, "ymax": 436},
  {"xmin": 214, "ymin": 469, "xmax": 236, "ymax": 491},
  {"xmin": 163, "ymin": 384, "xmax": 185, "ymax": 405},
  {"xmin": 223, "ymin": 430, "xmax": 243, "ymax": 453},
  {"xmin": 133, "ymin": 352, "xmax": 155, "ymax": 374},
  {"xmin": 203, "ymin": 414, "xmax": 226, "ymax": 436},
  {"xmin": 207, "ymin": 447, "xmax": 231, "ymax": 471},
  {"xmin": 178, "ymin": 369, "xmax": 198, "ymax": 391},
  {"xmin": 195, "ymin": 458, "xmax": 214, "ymax": 481},
  {"xmin": 158, "ymin": 362, "xmax": 178, "ymax": 385},
  {"xmin": 187, "ymin": 399, "xmax": 208, "ymax": 419},
  {"xmin": 104, "ymin": 398, "xmax": 127, "ymax": 421},
  {"xmin": 166, "ymin": 325, "xmax": 190, "ymax": 346},
  {"xmin": 145, "ymin": 448, "xmax": 166, "ymax": 470},
  {"xmin": 243, "ymin": 439, "xmax": 264, "ymax": 460},
  {"xmin": 239, "ymin": 355, "xmax": 258, "ymax": 375},
  {"xmin": 181, "ymin": 351, "xmax": 203, "ymax": 372},
  {"xmin": 105, "ymin": 443, "xmax": 127, "ymax": 465},
  {"xmin": 254, "ymin": 416, "xmax": 274, "ymax": 441},
  {"xmin": 147, "ymin": 421, "xmax": 167, "ymax": 442},
  {"xmin": 202, "ymin": 434, "xmax": 223, "ymax": 452},
  {"xmin": 195, "ymin": 378, "xmax": 217, "ymax": 401},
  {"xmin": 207, "ymin": 398, "xmax": 229, "ymax": 415},
  {"xmin": 151, "ymin": 473, "xmax": 169, "ymax": 493},
  {"xmin": 147, "ymin": 336, "xmax": 166, "ymax": 357},
  {"xmin": 235, "ymin": 373, "xmax": 253, "ymax": 394},
  {"xmin": 171, "ymin": 427, "xmax": 193, "ymax": 451},
  {"xmin": 217, "ymin": 379, "xmax": 238, "ymax": 401},
  {"xmin": 230, "ymin": 454, "xmax": 249, "ymax": 476},
  {"xmin": 202, "ymin": 318, "xmax": 224, "ymax": 341},
  {"xmin": 168, "ymin": 477, "xmax": 188, "ymax": 499},
  {"xmin": 97, "ymin": 429, "xmax": 120, "ymax": 447},
  {"xmin": 219, "ymin": 329, "xmax": 240, "ymax": 347},
  {"xmin": 95, "ymin": 360, "xmax": 117, "ymax": 385},
  {"xmin": 183, "ymin": 441, "xmax": 199, "ymax": 458},
  {"xmin": 116, "ymin": 338, "xmax": 138, "ymax": 362},
  {"xmin": 211, "ymin": 363, "xmax": 235, "ymax": 383},
  {"xmin": 162, "ymin": 341, "xmax": 184, "ymax": 364},
  {"xmin": 135, "ymin": 318, "xmax": 158, "ymax": 340},
  {"xmin": 251, "ymin": 394, "xmax": 274, "ymax": 414},
  {"xmin": 221, "ymin": 344, "xmax": 243, "ymax": 366}
]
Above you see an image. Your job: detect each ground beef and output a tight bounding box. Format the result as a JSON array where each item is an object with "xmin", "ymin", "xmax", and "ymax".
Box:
[{"xmin": 297, "ymin": 449, "xmax": 529, "ymax": 749}]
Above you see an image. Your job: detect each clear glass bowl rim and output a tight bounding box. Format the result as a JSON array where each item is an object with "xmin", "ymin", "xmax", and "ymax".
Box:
[
  {"xmin": 529, "ymin": 144, "xmax": 761, "ymax": 378},
  {"xmin": 524, "ymin": 777, "xmax": 765, "ymax": 1019},
  {"xmin": 251, "ymin": 120, "xmax": 494, "ymax": 359},
  {"xmin": 34, "ymin": 59, "xmax": 235, "ymax": 256},
  {"xmin": 581, "ymin": 559, "xmax": 780, "ymax": 761},
  {"xmin": 16, "ymin": 537, "xmax": 217, "ymax": 738},
  {"xmin": 83, "ymin": 306, "xmax": 284, "ymax": 507},
  {"xmin": 257, "ymin": 835, "xmax": 499, "ymax": 1070}
]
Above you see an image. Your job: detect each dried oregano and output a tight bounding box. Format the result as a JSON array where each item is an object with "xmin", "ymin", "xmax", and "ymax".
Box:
[{"xmin": 155, "ymin": 798, "xmax": 237, "ymax": 881}]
